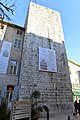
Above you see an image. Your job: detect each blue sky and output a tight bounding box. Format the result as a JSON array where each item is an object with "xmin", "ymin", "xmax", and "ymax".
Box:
[{"xmin": 11, "ymin": 0, "xmax": 80, "ymax": 64}]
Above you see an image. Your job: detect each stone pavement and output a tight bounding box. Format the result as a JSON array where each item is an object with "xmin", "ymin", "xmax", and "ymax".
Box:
[
  {"xmin": 71, "ymin": 115, "xmax": 80, "ymax": 120},
  {"xmin": 39, "ymin": 115, "xmax": 80, "ymax": 120}
]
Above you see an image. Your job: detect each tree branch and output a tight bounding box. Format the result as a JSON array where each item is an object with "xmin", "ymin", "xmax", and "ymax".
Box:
[{"xmin": 0, "ymin": 1, "xmax": 15, "ymax": 20}]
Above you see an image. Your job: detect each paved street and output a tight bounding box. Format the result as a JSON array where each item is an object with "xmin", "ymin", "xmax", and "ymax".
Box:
[
  {"xmin": 71, "ymin": 115, "xmax": 80, "ymax": 120},
  {"xmin": 39, "ymin": 115, "xmax": 80, "ymax": 120}
]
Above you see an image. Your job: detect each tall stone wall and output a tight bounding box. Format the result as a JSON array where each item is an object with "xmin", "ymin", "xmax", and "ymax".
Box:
[{"xmin": 19, "ymin": 2, "xmax": 73, "ymax": 117}]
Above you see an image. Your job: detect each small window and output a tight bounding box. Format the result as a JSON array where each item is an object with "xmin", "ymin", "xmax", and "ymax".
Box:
[
  {"xmin": 13, "ymin": 39, "xmax": 21, "ymax": 49},
  {"xmin": 10, "ymin": 60, "xmax": 18, "ymax": 75},
  {"xmin": 1, "ymin": 24, "xmax": 4, "ymax": 29},
  {"xmin": 78, "ymin": 71, "xmax": 80, "ymax": 80},
  {"xmin": 17, "ymin": 30, "xmax": 22, "ymax": 35},
  {"xmin": 69, "ymin": 66, "xmax": 71, "ymax": 74}
]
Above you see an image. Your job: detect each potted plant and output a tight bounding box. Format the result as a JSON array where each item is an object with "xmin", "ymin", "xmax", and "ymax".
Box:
[{"xmin": 30, "ymin": 91, "xmax": 43, "ymax": 120}]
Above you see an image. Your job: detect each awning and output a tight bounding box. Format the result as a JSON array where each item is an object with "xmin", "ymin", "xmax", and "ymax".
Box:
[{"xmin": 72, "ymin": 91, "xmax": 80, "ymax": 95}]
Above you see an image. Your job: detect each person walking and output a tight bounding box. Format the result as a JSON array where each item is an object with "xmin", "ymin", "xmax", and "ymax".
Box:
[
  {"xmin": 74, "ymin": 100, "xmax": 78, "ymax": 115},
  {"xmin": 77, "ymin": 100, "xmax": 80, "ymax": 115}
]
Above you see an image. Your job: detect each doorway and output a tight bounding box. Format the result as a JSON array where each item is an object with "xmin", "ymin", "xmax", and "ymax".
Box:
[{"xmin": 6, "ymin": 85, "xmax": 14, "ymax": 110}]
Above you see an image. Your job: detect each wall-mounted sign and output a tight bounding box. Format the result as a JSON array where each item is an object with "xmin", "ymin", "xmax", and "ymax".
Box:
[
  {"xmin": 11, "ymin": 100, "xmax": 31, "ymax": 120},
  {"xmin": 0, "ymin": 41, "xmax": 12, "ymax": 74},
  {"xmin": 39, "ymin": 47, "xmax": 57, "ymax": 72}
]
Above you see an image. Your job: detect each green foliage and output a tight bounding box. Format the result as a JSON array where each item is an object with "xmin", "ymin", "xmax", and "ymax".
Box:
[
  {"xmin": 31, "ymin": 91, "xmax": 43, "ymax": 120},
  {"xmin": 0, "ymin": 100, "xmax": 11, "ymax": 120},
  {"xmin": 31, "ymin": 90, "xmax": 41, "ymax": 99},
  {"xmin": 37, "ymin": 106, "xmax": 43, "ymax": 112},
  {"xmin": 0, "ymin": 101, "xmax": 7, "ymax": 120},
  {"xmin": 31, "ymin": 108, "xmax": 39, "ymax": 120}
]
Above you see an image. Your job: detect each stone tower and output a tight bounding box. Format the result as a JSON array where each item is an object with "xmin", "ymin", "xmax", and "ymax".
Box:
[{"xmin": 19, "ymin": 2, "xmax": 73, "ymax": 118}]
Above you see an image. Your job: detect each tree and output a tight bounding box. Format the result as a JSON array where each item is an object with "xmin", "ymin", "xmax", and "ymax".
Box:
[
  {"xmin": 30, "ymin": 90, "xmax": 43, "ymax": 120},
  {"xmin": 0, "ymin": 0, "xmax": 15, "ymax": 21}
]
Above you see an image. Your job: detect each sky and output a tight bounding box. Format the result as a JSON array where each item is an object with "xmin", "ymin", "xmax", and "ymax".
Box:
[{"xmin": 11, "ymin": 0, "xmax": 80, "ymax": 64}]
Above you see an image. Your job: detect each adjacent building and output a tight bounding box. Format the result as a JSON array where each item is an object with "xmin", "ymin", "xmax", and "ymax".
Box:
[
  {"xmin": 0, "ymin": 20, "xmax": 24, "ymax": 106},
  {"xmin": 68, "ymin": 59, "xmax": 80, "ymax": 102}
]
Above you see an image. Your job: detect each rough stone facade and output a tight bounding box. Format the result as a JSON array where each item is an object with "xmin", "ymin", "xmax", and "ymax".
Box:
[{"xmin": 19, "ymin": 2, "xmax": 73, "ymax": 118}]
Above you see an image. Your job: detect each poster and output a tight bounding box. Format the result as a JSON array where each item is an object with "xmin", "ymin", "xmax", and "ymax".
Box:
[
  {"xmin": 39, "ymin": 47, "xmax": 57, "ymax": 72},
  {"xmin": 0, "ymin": 41, "xmax": 12, "ymax": 74}
]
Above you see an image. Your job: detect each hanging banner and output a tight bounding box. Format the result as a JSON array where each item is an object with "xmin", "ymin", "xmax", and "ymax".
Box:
[
  {"xmin": 0, "ymin": 41, "xmax": 12, "ymax": 74},
  {"xmin": 39, "ymin": 47, "xmax": 57, "ymax": 72}
]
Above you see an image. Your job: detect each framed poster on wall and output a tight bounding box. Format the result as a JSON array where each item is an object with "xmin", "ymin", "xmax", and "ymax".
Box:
[{"xmin": 39, "ymin": 47, "xmax": 57, "ymax": 72}]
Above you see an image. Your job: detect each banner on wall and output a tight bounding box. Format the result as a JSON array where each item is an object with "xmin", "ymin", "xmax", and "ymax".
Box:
[
  {"xmin": 39, "ymin": 47, "xmax": 57, "ymax": 72},
  {"xmin": 0, "ymin": 41, "xmax": 12, "ymax": 74}
]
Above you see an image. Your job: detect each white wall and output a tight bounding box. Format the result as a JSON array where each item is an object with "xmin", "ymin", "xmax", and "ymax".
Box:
[{"xmin": 68, "ymin": 60, "xmax": 80, "ymax": 86}]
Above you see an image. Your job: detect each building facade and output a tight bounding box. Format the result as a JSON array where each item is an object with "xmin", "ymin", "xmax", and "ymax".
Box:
[
  {"xmin": 0, "ymin": 20, "xmax": 24, "ymax": 107},
  {"xmin": 0, "ymin": 2, "xmax": 74, "ymax": 119},
  {"xmin": 68, "ymin": 60, "xmax": 80, "ymax": 102},
  {"xmin": 19, "ymin": 2, "xmax": 73, "ymax": 118}
]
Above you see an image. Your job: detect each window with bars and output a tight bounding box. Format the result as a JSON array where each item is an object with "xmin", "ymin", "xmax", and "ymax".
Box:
[
  {"xmin": 13, "ymin": 39, "xmax": 21, "ymax": 49},
  {"xmin": 10, "ymin": 60, "xmax": 18, "ymax": 75}
]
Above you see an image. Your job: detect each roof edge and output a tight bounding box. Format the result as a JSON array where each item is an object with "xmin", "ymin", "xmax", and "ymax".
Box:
[
  {"xmin": 0, "ymin": 19, "xmax": 25, "ymax": 31},
  {"xmin": 68, "ymin": 59, "xmax": 80, "ymax": 67}
]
